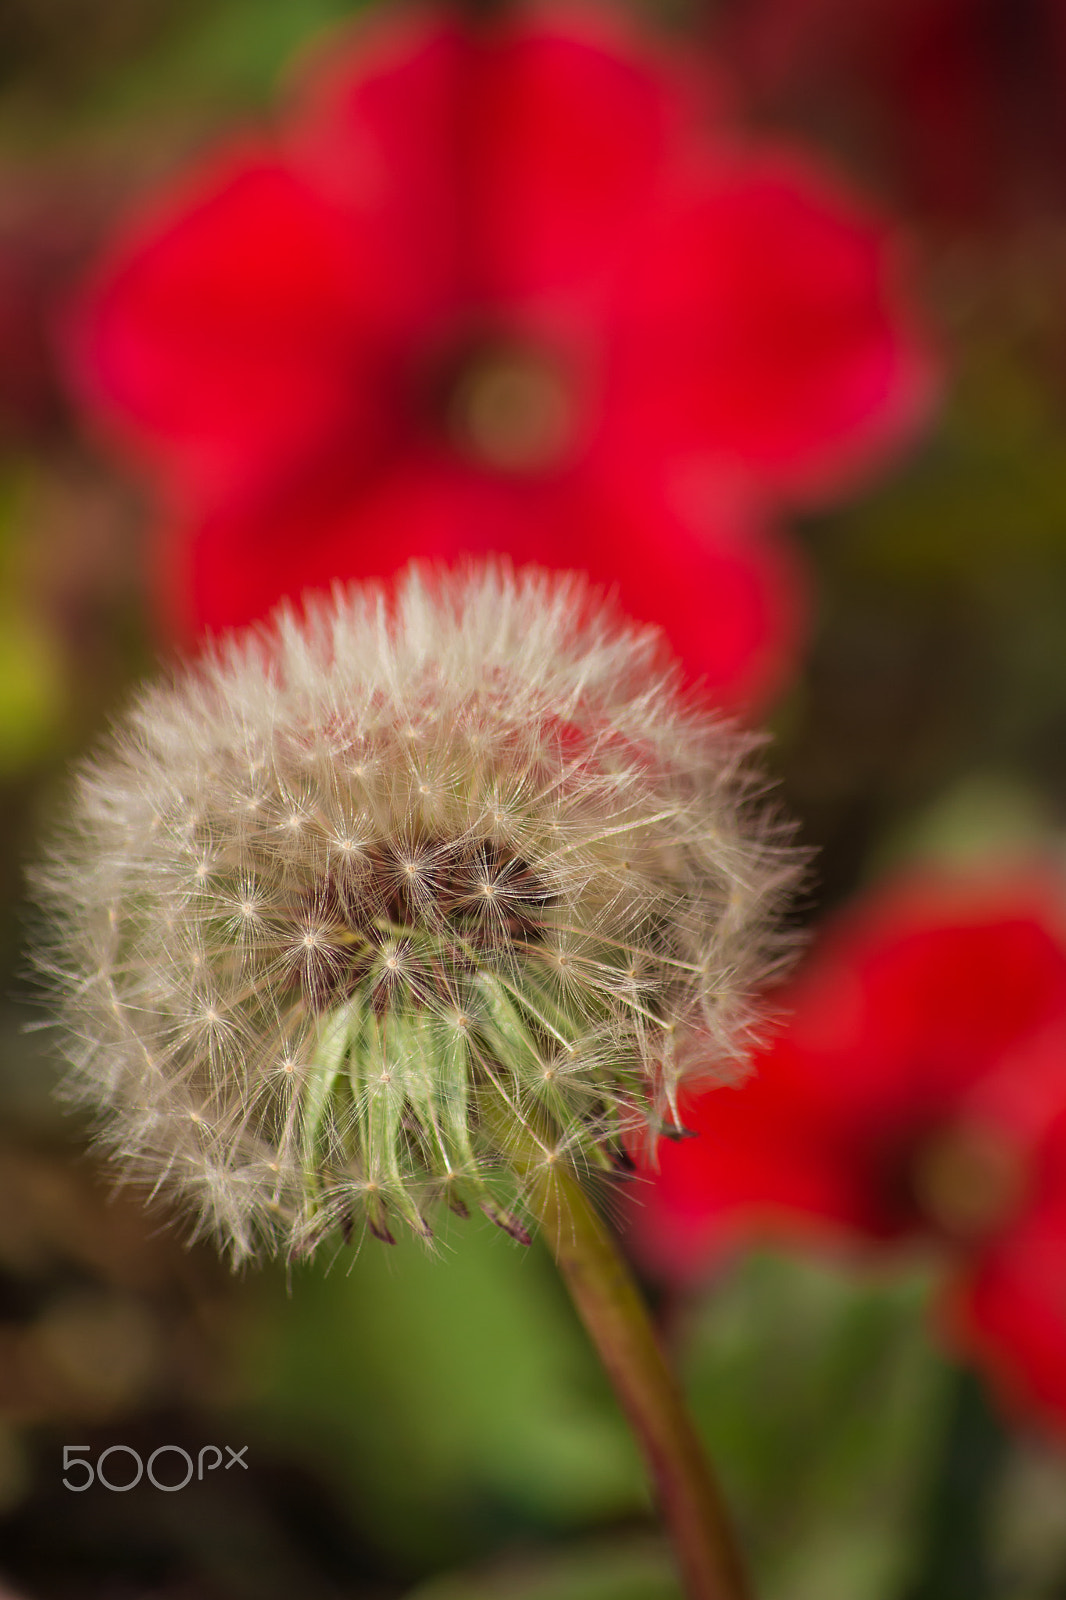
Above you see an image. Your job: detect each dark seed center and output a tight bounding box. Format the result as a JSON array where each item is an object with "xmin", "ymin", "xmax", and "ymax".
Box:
[{"xmin": 297, "ymin": 836, "xmax": 554, "ymax": 1011}]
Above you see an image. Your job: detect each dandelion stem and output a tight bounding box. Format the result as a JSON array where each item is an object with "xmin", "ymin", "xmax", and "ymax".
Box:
[{"xmin": 522, "ymin": 1146, "xmax": 753, "ymax": 1600}]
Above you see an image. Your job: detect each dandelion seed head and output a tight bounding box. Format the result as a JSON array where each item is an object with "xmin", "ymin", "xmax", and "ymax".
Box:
[{"xmin": 30, "ymin": 565, "xmax": 802, "ymax": 1264}]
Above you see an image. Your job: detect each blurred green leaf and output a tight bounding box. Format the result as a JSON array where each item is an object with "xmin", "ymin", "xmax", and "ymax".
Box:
[
  {"xmin": 675, "ymin": 1251, "xmax": 950, "ymax": 1600},
  {"xmin": 0, "ymin": 599, "xmax": 65, "ymax": 774},
  {"xmin": 0, "ymin": 0, "xmax": 368, "ymax": 128},
  {"xmin": 96, "ymin": 0, "xmax": 366, "ymax": 114},
  {"xmin": 71, "ymin": 0, "xmax": 364, "ymax": 124},
  {"xmin": 234, "ymin": 1217, "xmax": 644, "ymax": 1573},
  {"xmin": 868, "ymin": 771, "xmax": 1057, "ymax": 878}
]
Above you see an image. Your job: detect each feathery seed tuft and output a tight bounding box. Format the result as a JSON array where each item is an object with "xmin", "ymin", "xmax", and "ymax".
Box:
[{"xmin": 31, "ymin": 566, "xmax": 802, "ymax": 1263}]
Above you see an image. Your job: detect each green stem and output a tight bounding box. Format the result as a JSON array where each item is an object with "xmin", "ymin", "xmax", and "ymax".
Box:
[{"xmin": 523, "ymin": 1152, "xmax": 753, "ymax": 1600}]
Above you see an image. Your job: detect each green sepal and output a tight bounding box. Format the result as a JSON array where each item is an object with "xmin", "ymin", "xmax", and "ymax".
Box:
[
  {"xmin": 351, "ymin": 1009, "xmax": 433, "ymax": 1240},
  {"xmin": 473, "ymin": 970, "xmax": 614, "ymax": 1176},
  {"xmin": 302, "ymin": 996, "xmax": 366, "ymax": 1212}
]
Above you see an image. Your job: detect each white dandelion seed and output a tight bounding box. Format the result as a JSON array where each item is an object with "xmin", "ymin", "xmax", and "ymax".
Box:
[{"xmin": 30, "ymin": 565, "xmax": 803, "ymax": 1265}]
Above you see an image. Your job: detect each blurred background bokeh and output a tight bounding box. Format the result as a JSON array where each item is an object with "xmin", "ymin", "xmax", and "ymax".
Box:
[{"xmin": 4, "ymin": 2, "xmax": 1066, "ymax": 1596}]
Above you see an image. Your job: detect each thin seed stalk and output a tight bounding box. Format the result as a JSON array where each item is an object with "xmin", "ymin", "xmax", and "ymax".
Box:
[{"xmin": 516, "ymin": 1134, "xmax": 753, "ymax": 1600}]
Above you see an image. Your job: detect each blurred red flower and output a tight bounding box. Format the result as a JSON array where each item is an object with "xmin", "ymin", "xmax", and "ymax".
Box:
[
  {"xmin": 629, "ymin": 873, "xmax": 1066, "ymax": 1428},
  {"xmin": 721, "ymin": 0, "xmax": 1066, "ymax": 232},
  {"xmin": 68, "ymin": 4, "xmax": 935, "ymax": 708}
]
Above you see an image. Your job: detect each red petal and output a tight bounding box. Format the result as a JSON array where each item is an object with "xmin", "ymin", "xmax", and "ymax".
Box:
[
  {"xmin": 629, "ymin": 874, "xmax": 1066, "ymax": 1283},
  {"xmin": 153, "ymin": 447, "xmax": 804, "ymax": 715},
  {"xmin": 296, "ymin": 4, "xmax": 720, "ymax": 305},
  {"xmin": 561, "ymin": 469, "xmax": 808, "ymax": 714},
  {"xmin": 69, "ymin": 145, "xmax": 417, "ymax": 505},
  {"xmin": 944, "ymin": 1109, "xmax": 1066, "ymax": 1432},
  {"xmin": 606, "ymin": 150, "xmax": 937, "ymax": 502},
  {"xmin": 626, "ymin": 1035, "xmax": 908, "ymax": 1285}
]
